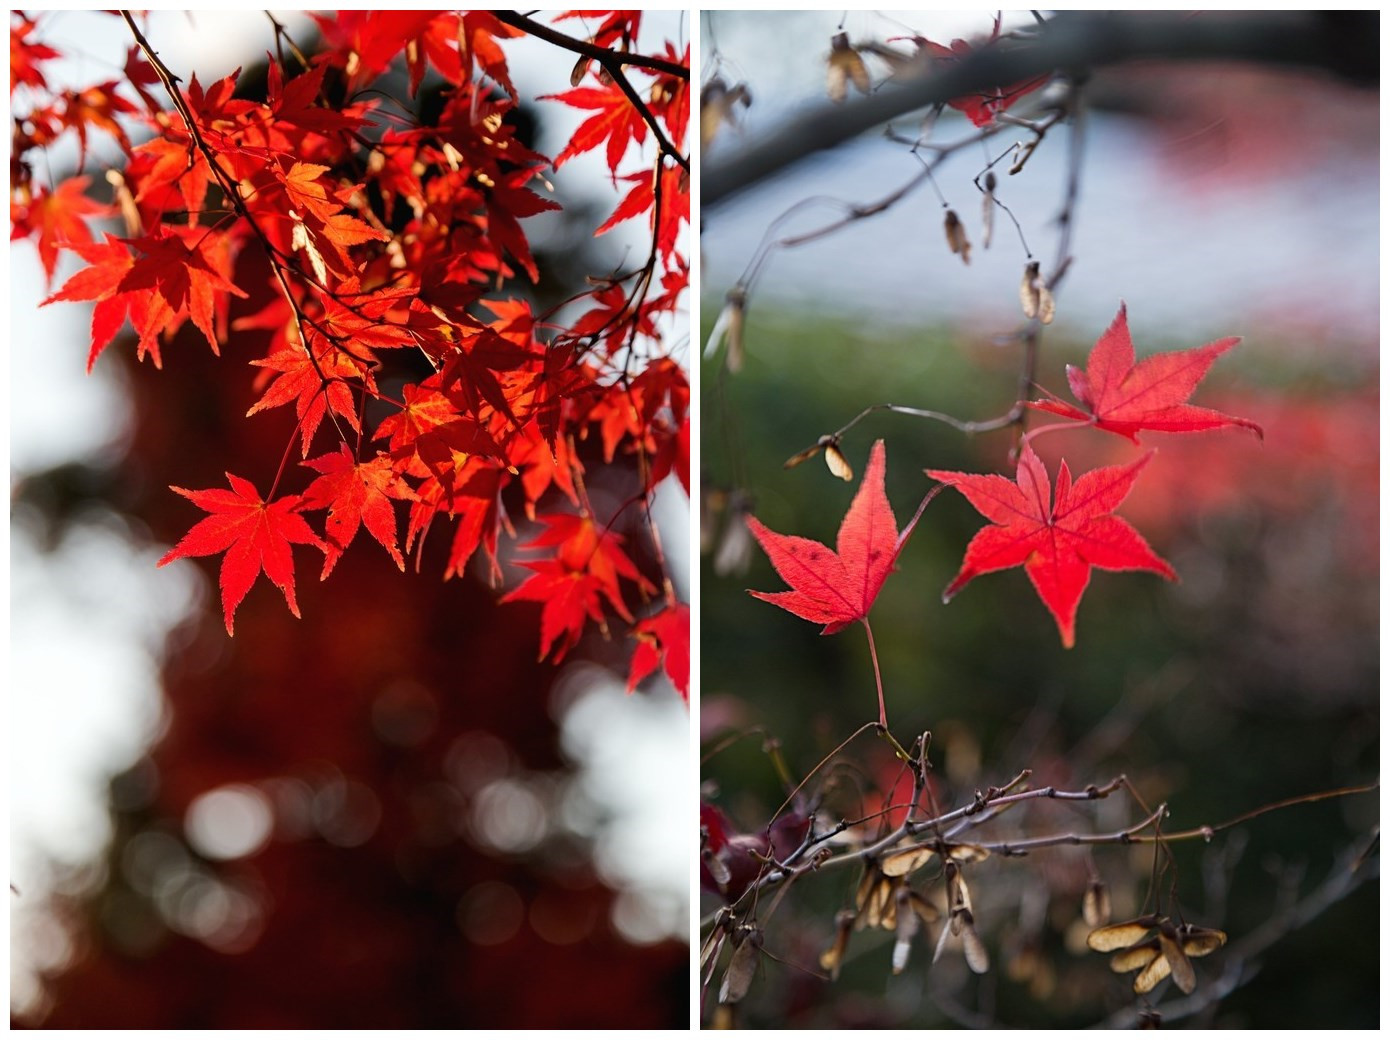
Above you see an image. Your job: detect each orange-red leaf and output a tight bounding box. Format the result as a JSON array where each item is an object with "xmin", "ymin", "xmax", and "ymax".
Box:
[
  {"xmin": 502, "ymin": 512, "xmax": 655, "ymax": 662},
  {"xmin": 301, "ymin": 446, "xmax": 416, "ymax": 577},
  {"xmin": 747, "ymin": 439, "xmax": 918, "ymax": 635},
  {"xmin": 157, "ymin": 473, "xmax": 327, "ymax": 635},
  {"xmin": 544, "ymin": 83, "xmax": 648, "ymax": 173},
  {"xmin": 1029, "ymin": 304, "xmax": 1263, "ymax": 442},
  {"xmin": 627, "ymin": 602, "xmax": 690, "ymax": 701},
  {"xmin": 13, "ymin": 176, "xmax": 108, "ymax": 284},
  {"xmin": 927, "ymin": 444, "xmax": 1176, "ymax": 648}
]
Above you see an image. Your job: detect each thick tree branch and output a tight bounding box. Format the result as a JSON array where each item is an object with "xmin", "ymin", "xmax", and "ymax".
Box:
[{"xmin": 705, "ymin": 10, "xmax": 1376, "ymax": 207}]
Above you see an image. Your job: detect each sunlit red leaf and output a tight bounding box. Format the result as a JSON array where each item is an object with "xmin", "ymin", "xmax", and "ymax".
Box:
[
  {"xmin": 301, "ymin": 446, "xmax": 416, "ymax": 577},
  {"xmin": 627, "ymin": 602, "xmax": 689, "ymax": 700},
  {"xmin": 1030, "ymin": 304, "xmax": 1262, "ymax": 442},
  {"xmin": 157, "ymin": 472, "xmax": 327, "ymax": 635},
  {"xmin": 747, "ymin": 440, "xmax": 921, "ymax": 635},
  {"xmin": 927, "ymin": 444, "xmax": 1176, "ymax": 648}
]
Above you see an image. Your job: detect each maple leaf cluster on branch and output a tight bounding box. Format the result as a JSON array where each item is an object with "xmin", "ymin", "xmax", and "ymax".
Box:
[{"xmin": 11, "ymin": 10, "xmax": 690, "ymax": 699}]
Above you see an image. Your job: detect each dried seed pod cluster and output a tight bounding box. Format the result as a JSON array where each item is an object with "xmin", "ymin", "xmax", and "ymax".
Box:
[
  {"xmin": 1087, "ymin": 913, "xmax": 1227, "ymax": 994},
  {"xmin": 820, "ymin": 840, "xmax": 991, "ymax": 981}
]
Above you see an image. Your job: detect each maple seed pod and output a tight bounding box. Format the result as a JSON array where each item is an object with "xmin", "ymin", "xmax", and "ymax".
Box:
[
  {"xmin": 704, "ymin": 286, "xmax": 747, "ymax": 373},
  {"xmin": 714, "ymin": 506, "xmax": 755, "ymax": 577},
  {"xmin": 1019, "ymin": 260, "xmax": 1055, "ymax": 324},
  {"xmin": 891, "ymin": 885, "xmax": 919, "ymax": 974},
  {"xmin": 981, "ymin": 170, "xmax": 996, "ymax": 250},
  {"xmin": 701, "ymin": 844, "xmax": 732, "ymax": 887},
  {"xmin": 823, "ymin": 438, "xmax": 853, "ymax": 482},
  {"xmin": 961, "ymin": 915, "xmax": 991, "ymax": 974},
  {"xmin": 1082, "ymin": 879, "xmax": 1111, "ymax": 927},
  {"xmin": 944, "ymin": 209, "xmax": 971, "ymax": 265},
  {"xmin": 701, "ymin": 77, "xmax": 753, "ymax": 151},
  {"xmin": 819, "ymin": 909, "xmax": 856, "ymax": 979},
  {"xmin": 718, "ymin": 927, "xmax": 763, "ymax": 1004},
  {"xmin": 826, "ymin": 31, "xmax": 871, "ymax": 104},
  {"xmin": 1010, "ymin": 137, "xmax": 1040, "ymax": 175},
  {"xmin": 105, "ymin": 168, "xmax": 143, "ymax": 236}
]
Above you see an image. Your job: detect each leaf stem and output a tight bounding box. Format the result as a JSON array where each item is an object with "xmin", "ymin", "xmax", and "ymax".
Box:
[{"xmin": 861, "ymin": 617, "xmax": 888, "ymax": 730}]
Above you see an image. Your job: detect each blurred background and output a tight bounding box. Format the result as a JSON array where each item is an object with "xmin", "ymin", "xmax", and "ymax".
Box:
[
  {"xmin": 700, "ymin": 10, "xmax": 1377, "ymax": 1029},
  {"xmin": 10, "ymin": 10, "xmax": 688, "ymax": 1028}
]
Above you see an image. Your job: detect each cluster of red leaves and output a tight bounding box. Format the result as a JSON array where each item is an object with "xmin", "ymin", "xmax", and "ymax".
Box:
[
  {"xmin": 13, "ymin": 11, "xmax": 690, "ymax": 700},
  {"xmin": 748, "ymin": 306, "xmax": 1259, "ymax": 655}
]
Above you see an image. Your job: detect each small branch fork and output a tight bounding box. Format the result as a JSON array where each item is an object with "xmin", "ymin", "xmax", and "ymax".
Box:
[
  {"xmin": 490, "ymin": 10, "xmax": 690, "ymax": 173},
  {"xmin": 721, "ymin": 84, "xmax": 1082, "ymax": 469}
]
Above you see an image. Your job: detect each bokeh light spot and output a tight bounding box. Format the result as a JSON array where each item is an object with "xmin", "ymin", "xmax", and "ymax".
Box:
[
  {"xmin": 184, "ymin": 784, "xmax": 273, "ymax": 861},
  {"xmin": 471, "ymin": 778, "xmax": 549, "ymax": 854}
]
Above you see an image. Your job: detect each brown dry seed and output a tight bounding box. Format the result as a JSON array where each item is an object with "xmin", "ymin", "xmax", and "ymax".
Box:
[{"xmin": 944, "ymin": 209, "xmax": 971, "ymax": 264}]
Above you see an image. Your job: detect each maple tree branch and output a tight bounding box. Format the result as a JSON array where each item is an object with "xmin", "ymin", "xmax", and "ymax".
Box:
[
  {"xmin": 493, "ymin": 10, "xmax": 689, "ymax": 172},
  {"xmin": 120, "ymin": 11, "xmax": 338, "ymax": 404},
  {"xmin": 705, "ymin": 10, "xmax": 1376, "ymax": 207},
  {"xmin": 490, "ymin": 11, "xmax": 690, "ymax": 79},
  {"xmin": 734, "ymin": 107, "xmax": 1064, "ymax": 301},
  {"xmin": 711, "ymin": 774, "xmax": 1376, "ymax": 912}
]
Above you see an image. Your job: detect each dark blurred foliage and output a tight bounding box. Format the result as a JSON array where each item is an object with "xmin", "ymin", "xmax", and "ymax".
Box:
[
  {"xmin": 700, "ymin": 301, "xmax": 1377, "ymax": 1025},
  {"xmin": 11, "ymin": 50, "xmax": 685, "ymax": 1030}
]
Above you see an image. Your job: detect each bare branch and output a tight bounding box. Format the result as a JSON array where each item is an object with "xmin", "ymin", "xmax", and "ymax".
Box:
[{"xmin": 705, "ymin": 11, "xmax": 1376, "ymax": 207}]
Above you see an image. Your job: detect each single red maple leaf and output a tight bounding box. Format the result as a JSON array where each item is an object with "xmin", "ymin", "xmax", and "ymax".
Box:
[
  {"xmin": 11, "ymin": 176, "xmax": 109, "ymax": 284},
  {"xmin": 927, "ymin": 444, "xmax": 1176, "ymax": 648},
  {"xmin": 301, "ymin": 446, "xmax": 416, "ymax": 578},
  {"xmin": 1029, "ymin": 304, "xmax": 1263, "ymax": 443},
  {"xmin": 157, "ymin": 473, "xmax": 328, "ymax": 635},
  {"xmin": 627, "ymin": 602, "xmax": 690, "ymax": 701},
  {"xmin": 544, "ymin": 82, "xmax": 649, "ymax": 174},
  {"xmin": 501, "ymin": 563, "xmax": 609, "ymax": 663},
  {"xmin": 746, "ymin": 439, "xmax": 920, "ymax": 635}
]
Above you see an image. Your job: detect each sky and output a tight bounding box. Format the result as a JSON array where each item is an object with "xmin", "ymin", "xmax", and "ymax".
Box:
[{"xmin": 701, "ymin": 10, "xmax": 1379, "ymax": 351}]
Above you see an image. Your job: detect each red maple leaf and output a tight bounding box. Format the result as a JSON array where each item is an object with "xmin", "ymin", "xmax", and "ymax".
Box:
[
  {"xmin": 247, "ymin": 335, "xmax": 377, "ymax": 457},
  {"xmin": 500, "ymin": 563, "xmax": 609, "ymax": 663},
  {"xmin": 627, "ymin": 602, "xmax": 690, "ymax": 701},
  {"xmin": 910, "ymin": 14, "xmax": 1049, "ymax": 127},
  {"xmin": 157, "ymin": 473, "xmax": 328, "ymax": 635},
  {"xmin": 544, "ymin": 82, "xmax": 649, "ymax": 174},
  {"xmin": 927, "ymin": 444, "xmax": 1176, "ymax": 648},
  {"xmin": 11, "ymin": 15, "xmax": 61, "ymax": 94},
  {"xmin": 301, "ymin": 446, "xmax": 417, "ymax": 577},
  {"xmin": 502, "ymin": 512, "xmax": 654, "ymax": 662},
  {"xmin": 746, "ymin": 439, "xmax": 919, "ymax": 635},
  {"xmin": 11, "ymin": 175, "xmax": 109, "ymax": 284},
  {"xmin": 1029, "ymin": 304, "xmax": 1263, "ymax": 443}
]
